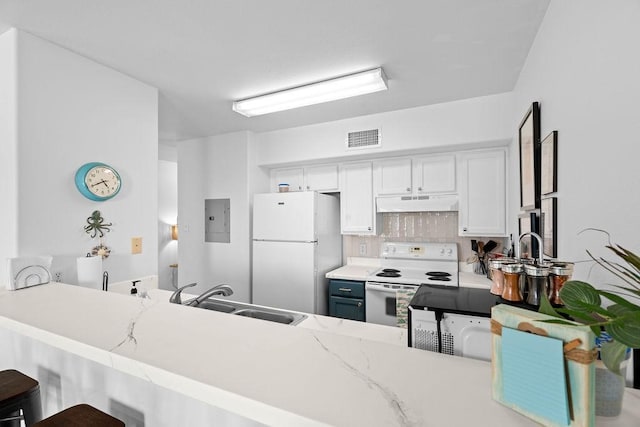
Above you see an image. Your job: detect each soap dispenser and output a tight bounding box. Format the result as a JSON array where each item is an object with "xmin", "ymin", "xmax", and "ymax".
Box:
[{"xmin": 130, "ymin": 280, "xmax": 140, "ymax": 296}]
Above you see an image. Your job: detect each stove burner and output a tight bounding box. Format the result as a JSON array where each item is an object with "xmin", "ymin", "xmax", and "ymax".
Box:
[
  {"xmin": 376, "ymin": 271, "xmax": 402, "ymax": 278},
  {"xmin": 426, "ymin": 271, "xmax": 452, "ymax": 277},
  {"xmin": 427, "ymin": 276, "xmax": 452, "ymax": 282},
  {"xmin": 382, "ymin": 268, "xmax": 401, "ymax": 273}
]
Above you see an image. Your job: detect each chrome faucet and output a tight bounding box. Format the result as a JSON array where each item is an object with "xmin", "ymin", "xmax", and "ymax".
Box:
[
  {"xmin": 169, "ymin": 283, "xmax": 234, "ymax": 306},
  {"xmin": 516, "ymin": 232, "xmax": 545, "ymax": 265}
]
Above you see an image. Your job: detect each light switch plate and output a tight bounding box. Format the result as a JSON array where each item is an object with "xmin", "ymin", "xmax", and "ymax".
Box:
[{"xmin": 131, "ymin": 237, "xmax": 142, "ymax": 254}]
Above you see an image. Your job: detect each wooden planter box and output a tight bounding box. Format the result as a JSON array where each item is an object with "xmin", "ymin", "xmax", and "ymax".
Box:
[{"xmin": 491, "ymin": 304, "xmax": 596, "ymax": 427}]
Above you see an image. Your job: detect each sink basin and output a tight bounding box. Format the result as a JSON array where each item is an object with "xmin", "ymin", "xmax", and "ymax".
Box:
[
  {"xmin": 192, "ymin": 299, "xmax": 307, "ymax": 326},
  {"xmin": 234, "ymin": 309, "xmax": 297, "ymax": 325},
  {"xmin": 197, "ymin": 300, "xmax": 236, "ymax": 313}
]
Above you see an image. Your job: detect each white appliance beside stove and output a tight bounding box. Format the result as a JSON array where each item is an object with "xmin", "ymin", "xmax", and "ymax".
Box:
[
  {"xmin": 365, "ymin": 242, "xmax": 458, "ymax": 327},
  {"xmin": 252, "ymin": 192, "xmax": 341, "ymax": 315}
]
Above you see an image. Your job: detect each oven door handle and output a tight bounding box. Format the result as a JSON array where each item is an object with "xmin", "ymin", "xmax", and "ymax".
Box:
[{"xmin": 365, "ymin": 283, "xmax": 400, "ymax": 293}]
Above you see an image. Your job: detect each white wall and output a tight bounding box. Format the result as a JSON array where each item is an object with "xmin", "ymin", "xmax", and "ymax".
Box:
[
  {"xmin": 177, "ymin": 140, "xmax": 207, "ymax": 292},
  {"xmin": 1, "ymin": 29, "xmax": 159, "ymax": 285},
  {"xmin": 511, "ymin": 1, "xmax": 640, "ymax": 282},
  {"xmin": 0, "ymin": 29, "xmax": 18, "ymax": 284},
  {"xmin": 254, "ymin": 92, "xmax": 515, "ymax": 166},
  {"xmin": 178, "ymin": 132, "xmax": 252, "ymax": 302},
  {"xmin": 158, "ymin": 160, "xmax": 178, "ymax": 290}
]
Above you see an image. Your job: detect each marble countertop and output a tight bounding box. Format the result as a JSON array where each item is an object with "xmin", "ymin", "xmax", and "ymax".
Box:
[
  {"xmin": 146, "ymin": 288, "xmax": 408, "ymax": 348},
  {"xmin": 1, "ymin": 284, "xmax": 638, "ymax": 426},
  {"xmin": 325, "ymin": 257, "xmax": 380, "ymax": 281}
]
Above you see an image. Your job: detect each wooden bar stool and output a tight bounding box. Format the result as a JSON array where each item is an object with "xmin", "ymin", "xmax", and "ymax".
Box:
[
  {"xmin": 0, "ymin": 369, "xmax": 43, "ymax": 427},
  {"xmin": 34, "ymin": 404, "xmax": 124, "ymax": 427}
]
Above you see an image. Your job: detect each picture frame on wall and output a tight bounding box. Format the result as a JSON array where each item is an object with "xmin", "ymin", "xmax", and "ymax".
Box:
[
  {"xmin": 519, "ymin": 102, "xmax": 541, "ymax": 209},
  {"xmin": 541, "ymin": 197, "xmax": 557, "ymax": 258},
  {"xmin": 541, "ymin": 130, "xmax": 558, "ymax": 195}
]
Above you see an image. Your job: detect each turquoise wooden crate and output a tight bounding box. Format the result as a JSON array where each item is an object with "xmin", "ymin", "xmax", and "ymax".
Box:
[{"xmin": 491, "ymin": 304, "xmax": 597, "ymax": 427}]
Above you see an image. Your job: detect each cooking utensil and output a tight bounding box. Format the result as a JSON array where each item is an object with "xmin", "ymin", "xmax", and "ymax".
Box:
[{"xmin": 483, "ymin": 240, "xmax": 498, "ymax": 254}]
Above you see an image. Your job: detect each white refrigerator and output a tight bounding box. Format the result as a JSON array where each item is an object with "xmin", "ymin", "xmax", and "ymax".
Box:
[{"xmin": 252, "ymin": 191, "xmax": 341, "ymax": 315}]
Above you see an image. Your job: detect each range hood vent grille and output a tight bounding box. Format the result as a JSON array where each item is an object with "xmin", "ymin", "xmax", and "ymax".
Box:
[{"xmin": 346, "ymin": 129, "xmax": 380, "ymax": 150}]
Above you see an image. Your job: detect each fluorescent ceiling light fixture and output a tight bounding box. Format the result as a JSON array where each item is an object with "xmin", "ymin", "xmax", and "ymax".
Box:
[{"xmin": 232, "ymin": 68, "xmax": 387, "ymax": 117}]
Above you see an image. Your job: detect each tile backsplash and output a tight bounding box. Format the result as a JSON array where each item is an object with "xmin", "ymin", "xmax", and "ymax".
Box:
[{"xmin": 342, "ymin": 212, "xmax": 507, "ymax": 268}]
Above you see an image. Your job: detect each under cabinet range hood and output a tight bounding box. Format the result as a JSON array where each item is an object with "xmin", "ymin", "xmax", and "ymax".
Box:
[{"xmin": 376, "ymin": 194, "xmax": 459, "ymax": 213}]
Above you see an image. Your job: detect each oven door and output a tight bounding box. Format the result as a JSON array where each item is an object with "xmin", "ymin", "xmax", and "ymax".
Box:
[{"xmin": 365, "ymin": 282, "xmax": 417, "ymax": 327}]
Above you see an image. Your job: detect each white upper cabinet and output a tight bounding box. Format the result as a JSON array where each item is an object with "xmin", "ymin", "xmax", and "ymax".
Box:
[
  {"xmin": 457, "ymin": 149, "xmax": 506, "ymax": 236},
  {"xmin": 373, "ymin": 154, "xmax": 456, "ymax": 196},
  {"xmin": 303, "ymin": 164, "xmax": 339, "ymax": 192},
  {"xmin": 412, "ymin": 154, "xmax": 456, "ymax": 194},
  {"xmin": 271, "ymin": 165, "xmax": 338, "ymax": 193},
  {"xmin": 373, "ymin": 158, "xmax": 413, "ymax": 195},
  {"xmin": 340, "ymin": 162, "xmax": 379, "ymax": 235}
]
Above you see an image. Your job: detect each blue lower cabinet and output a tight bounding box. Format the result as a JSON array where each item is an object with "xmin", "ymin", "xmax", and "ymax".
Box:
[
  {"xmin": 329, "ymin": 296, "xmax": 365, "ymax": 321},
  {"xmin": 328, "ymin": 280, "xmax": 365, "ymax": 322}
]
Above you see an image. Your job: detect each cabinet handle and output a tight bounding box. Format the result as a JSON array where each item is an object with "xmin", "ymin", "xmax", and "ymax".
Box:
[
  {"xmin": 463, "ymin": 227, "xmax": 468, "ymax": 232},
  {"xmin": 418, "ymin": 187, "xmax": 422, "ymax": 191},
  {"xmin": 406, "ymin": 187, "xmax": 411, "ymax": 192},
  {"xmin": 367, "ymin": 226, "xmax": 372, "ymax": 231},
  {"xmin": 306, "ymin": 185, "xmax": 310, "ymax": 190},
  {"xmin": 338, "ymin": 288, "xmax": 352, "ymax": 292},
  {"xmin": 298, "ymin": 185, "xmax": 302, "ymax": 190},
  {"xmin": 357, "ymin": 302, "xmax": 362, "ymax": 307}
]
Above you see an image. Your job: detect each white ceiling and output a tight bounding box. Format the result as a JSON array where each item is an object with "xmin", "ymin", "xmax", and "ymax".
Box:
[{"xmin": 0, "ymin": 0, "xmax": 549, "ymax": 143}]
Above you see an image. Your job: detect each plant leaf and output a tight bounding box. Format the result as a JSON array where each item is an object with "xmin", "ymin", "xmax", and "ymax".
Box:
[
  {"xmin": 605, "ymin": 308, "xmax": 640, "ymax": 348},
  {"xmin": 538, "ymin": 318, "xmax": 576, "ymax": 325},
  {"xmin": 609, "ymin": 285, "xmax": 640, "ymax": 299},
  {"xmin": 588, "ymin": 249, "xmax": 640, "ymax": 290},
  {"xmin": 600, "ymin": 340, "xmax": 628, "ymax": 375},
  {"xmin": 555, "ymin": 307, "xmax": 604, "ymax": 323},
  {"xmin": 559, "ymin": 281, "xmax": 601, "ymax": 313},
  {"xmin": 597, "ymin": 290, "xmax": 640, "ymax": 311},
  {"xmin": 538, "ymin": 292, "xmax": 563, "ymax": 318},
  {"xmin": 608, "ymin": 244, "xmax": 640, "ymax": 274}
]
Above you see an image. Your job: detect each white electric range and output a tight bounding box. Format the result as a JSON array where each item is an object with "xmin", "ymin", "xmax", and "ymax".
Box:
[{"xmin": 365, "ymin": 242, "xmax": 458, "ymax": 326}]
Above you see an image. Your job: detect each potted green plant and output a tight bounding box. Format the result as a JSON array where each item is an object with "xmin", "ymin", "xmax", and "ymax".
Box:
[
  {"xmin": 540, "ymin": 232, "xmax": 640, "ymax": 371},
  {"xmin": 539, "ymin": 231, "xmax": 640, "ymax": 415}
]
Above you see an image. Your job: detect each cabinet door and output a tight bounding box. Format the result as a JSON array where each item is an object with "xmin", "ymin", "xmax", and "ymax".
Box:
[
  {"xmin": 304, "ymin": 164, "xmax": 339, "ymax": 192},
  {"xmin": 457, "ymin": 149, "xmax": 506, "ymax": 236},
  {"xmin": 340, "ymin": 162, "xmax": 377, "ymax": 235},
  {"xmin": 272, "ymin": 168, "xmax": 304, "ymax": 192},
  {"xmin": 329, "ymin": 296, "xmax": 365, "ymax": 321},
  {"xmin": 373, "ymin": 158, "xmax": 412, "ymax": 195},
  {"xmin": 412, "ymin": 154, "xmax": 456, "ymax": 194}
]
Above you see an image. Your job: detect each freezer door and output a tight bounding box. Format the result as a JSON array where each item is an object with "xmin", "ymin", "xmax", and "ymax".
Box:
[
  {"xmin": 252, "ymin": 240, "xmax": 317, "ymax": 313},
  {"xmin": 253, "ymin": 192, "xmax": 316, "ymax": 242}
]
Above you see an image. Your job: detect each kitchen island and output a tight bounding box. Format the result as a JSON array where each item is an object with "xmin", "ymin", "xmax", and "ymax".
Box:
[{"xmin": 1, "ymin": 283, "xmax": 638, "ymax": 426}]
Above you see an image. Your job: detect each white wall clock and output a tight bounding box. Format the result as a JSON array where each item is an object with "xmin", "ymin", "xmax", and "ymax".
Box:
[{"xmin": 75, "ymin": 162, "xmax": 122, "ymax": 201}]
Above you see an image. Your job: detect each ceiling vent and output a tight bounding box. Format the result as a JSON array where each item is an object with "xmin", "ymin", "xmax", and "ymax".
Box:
[{"xmin": 346, "ymin": 129, "xmax": 381, "ymax": 150}]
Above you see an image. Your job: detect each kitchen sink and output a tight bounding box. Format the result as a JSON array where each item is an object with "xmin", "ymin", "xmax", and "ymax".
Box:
[{"xmin": 193, "ymin": 299, "xmax": 307, "ymax": 326}]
